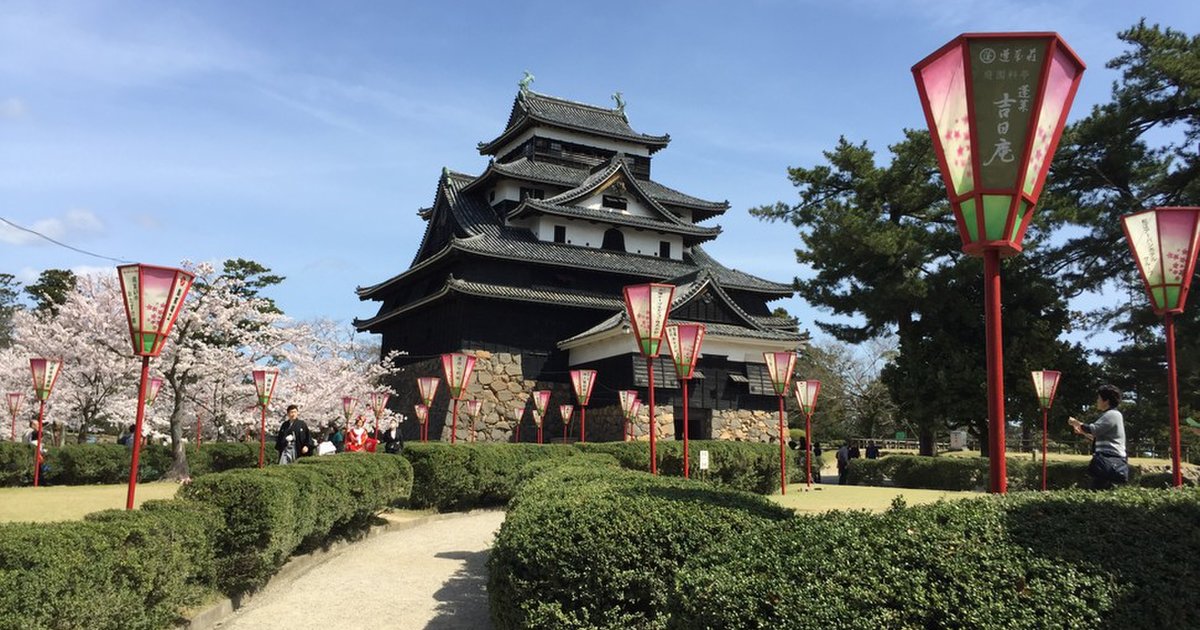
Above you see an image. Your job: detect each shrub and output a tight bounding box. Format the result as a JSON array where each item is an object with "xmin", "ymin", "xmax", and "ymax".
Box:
[
  {"xmin": 575, "ymin": 440, "xmax": 815, "ymax": 494},
  {"xmin": 488, "ymin": 465, "xmax": 793, "ymax": 629},
  {"xmin": 179, "ymin": 452, "xmax": 412, "ymax": 592},
  {"xmin": 403, "ymin": 443, "xmax": 579, "ymax": 512},
  {"xmin": 0, "ymin": 498, "xmax": 222, "ymax": 630},
  {"xmin": 195, "ymin": 442, "xmax": 259, "ymax": 475},
  {"xmin": 48, "ymin": 443, "xmax": 129, "ymax": 485},
  {"xmin": 672, "ymin": 488, "xmax": 1200, "ymax": 629},
  {"xmin": 0, "ymin": 442, "xmax": 33, "ymax": 487},
  {"xmin": 846, "ymin": 455, "xmax": 1102, "ymax": 491},
  {"xmin": 0, "ymin": 441, "xmax": 261, "ymax": 487}
]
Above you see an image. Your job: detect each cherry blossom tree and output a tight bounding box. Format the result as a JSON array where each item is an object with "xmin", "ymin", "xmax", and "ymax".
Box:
[{"xmin": 5, "ymin": 274, "xmax": 139, "ymax": 443}]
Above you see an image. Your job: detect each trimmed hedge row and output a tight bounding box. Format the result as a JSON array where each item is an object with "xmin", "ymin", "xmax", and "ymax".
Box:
[
  {"xmin": 403, "ymin": 443, "xmax": 583, "ymax": 512},
  {"xmin": 403, "ymin": 441, "xmax": 818, "ymax": 512},
  {"xmin": 488, "ymin": 458, "xmax": 1200, "ymax": 629},
  {"xmin": 577, "ymin": 440, "xmax": 819, "ymax": 493},
  {"xmin": 488, "ymin": 463, "xmax": 794, "ymax": 629},
  {"xmin": 0, "ymin": 453, "xmax": 413, "ymax": 629},
  {"xmin": 844, "ymin": 454, "xmax": 1198, "ymax": 491},
  {"xmin": 0, "ymin": 441, "xmax": 260, "ymax": 487},
  {"xmin": 180, "ymin": 453, "xmax": 413, "ymax": 592},
  {"xmin": 673, "ymin": 488, "xmax": 1200, "ymax": 629}
]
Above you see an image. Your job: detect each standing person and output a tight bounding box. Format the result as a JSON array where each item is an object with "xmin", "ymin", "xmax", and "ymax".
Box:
[
  {"xmin": 345, "ymin": 416, "xmax": 369, "ymax": 452},
  {"xmin": 316, "ymin": 430, "xmax": 337, "ymax": 456},
  {"xmin": 848, "ymin": 442, "xmax": 861, "ymax": 460},
  {"xmin": 329, "ymin": 422, "xmax": 345, "ymax": 453},
  {"xmin": 812, "ymin": 442, "xmax": 823, "ymax": 482},
  {"xmin": 380, "ymin": 419, "xmax": 404, "ymax": 454},
  {"xmin": 866, "ymin": 441, "xmax": 880, "ymax": 459},
  {"xmin": 275, "ymin": 405, "xmax": 311, "ymax": 465},
  {"xmin": 1069, "ymin": 384, "xmax": 1128, "ymax": 490},
  {"xmin": 836, "ymin": 441, "xmax": 851, "ymax": 485}
]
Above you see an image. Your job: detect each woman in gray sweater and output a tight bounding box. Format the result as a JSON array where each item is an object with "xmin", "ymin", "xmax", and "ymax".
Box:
[{"xmin": 1068, "ymin": 384, "xmax": 1128, "ymax": 489}]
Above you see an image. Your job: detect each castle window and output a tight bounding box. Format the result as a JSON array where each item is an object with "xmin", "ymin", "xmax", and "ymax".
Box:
[
  {"xmin": 602, "ymin": 195, "xmax": 627, "ymax": 210},
  {"xmin": 601, "ymin": 228, "xmax": 626, "ymax": 252},
  {"xmin": 659, "ymin": 241, "xmax": 671, "ymax": 258},
  {"xmin": 554, "ymin": 225, "xmax": 567, "ymax": 243}
]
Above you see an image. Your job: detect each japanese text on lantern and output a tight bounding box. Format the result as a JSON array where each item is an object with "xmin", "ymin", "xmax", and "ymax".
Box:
[{"xmin": 969, "ymin": 39, "xmax": 1047, "ymax": 188}]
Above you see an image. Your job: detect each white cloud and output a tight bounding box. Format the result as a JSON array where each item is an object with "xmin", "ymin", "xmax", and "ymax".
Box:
[
  {"xmin": 0, "ymin": 209, "xmax": 105, "ymax": 246},
  {"xmin": 0, "ymin": 97, "xmax": 25, "ymax": 119}
]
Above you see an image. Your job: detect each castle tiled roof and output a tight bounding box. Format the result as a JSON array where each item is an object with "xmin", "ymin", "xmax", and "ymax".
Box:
[
  {"xmin": 355, "ymin": 170, "xmax": 792, "ymax": 301},
  {"xmin": 479, "ymin": 90, "xmax": 671, "ymax": 155},
  {"xmin": 509, "ymin": 199, "xmax": 721, "ymax": 242}
]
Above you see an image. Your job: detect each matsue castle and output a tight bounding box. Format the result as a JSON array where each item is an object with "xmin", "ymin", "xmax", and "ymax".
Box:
[{"xmin": 355, "ymin": 79, "xmax": 806, "ymax": 442}]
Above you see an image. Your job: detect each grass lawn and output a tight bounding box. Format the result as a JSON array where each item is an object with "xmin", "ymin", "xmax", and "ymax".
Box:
[
  {"xmin": 770, "ymin": 483, "xmax": 982, "ymax": 514},
  {"xmin": 0, "ymin": 482, "xmax": 181, "ymax": 523}
]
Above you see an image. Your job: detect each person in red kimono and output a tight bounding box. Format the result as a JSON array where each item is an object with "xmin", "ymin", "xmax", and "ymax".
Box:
[{"xmin": 345, "ymin": 416, "xmax": 369, "ymax": 452}]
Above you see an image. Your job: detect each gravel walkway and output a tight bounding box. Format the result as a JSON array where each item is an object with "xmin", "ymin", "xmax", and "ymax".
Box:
[{"xmin": 216, "ymin": 510, "xmax": 505, "ymax": 630}]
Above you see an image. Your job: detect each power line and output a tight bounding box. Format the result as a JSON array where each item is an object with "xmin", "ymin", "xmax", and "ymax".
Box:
[{"xmin": 0, "ymin": 216, "xmax": 133, "ymax": 264}]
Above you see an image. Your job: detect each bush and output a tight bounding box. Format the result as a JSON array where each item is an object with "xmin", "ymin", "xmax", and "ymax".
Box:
[
  {"xmin": 48, "ymin": 443, "xmax": 129, "ymax": 485},
  {"xmin": 179, "ymin": 452, "xmax": 412, "ymax": 592},
  {"xmin": 488, "ymin": 465, "xmax": 794, "ymax": 629},
  {"xmin": 403, "ymin": 443, "xmax": 580, "ymax": 512},
  {"xmin": 0, "ymin": 498, "xmax": 222, "ymax": 630},
  {"xmin": 0, "ymin": 441, "xmax": 262, "ymax": 487},
  {"xmin": 0, "ymin": 442, "xmax": 33, "ymax": 486},
  {"xmin": 672, "ymin": 488, "xmax": 1200, "ymax": 629},
  {"xmin": 194, "ymin": 442, "xmax": 260, "ymax": 475},
  {"xmin": 846, "ymin": 455, "xmax": 1104, "ymax": 491},
  {"xmin": 575, "ymin": 440, "xmax": 816, "ymax": 494}
]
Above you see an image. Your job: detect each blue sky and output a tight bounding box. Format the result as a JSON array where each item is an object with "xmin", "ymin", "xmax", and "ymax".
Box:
[{"xmin": 2, "ymin": 1, "xmax": 1197, "ymax": 353}]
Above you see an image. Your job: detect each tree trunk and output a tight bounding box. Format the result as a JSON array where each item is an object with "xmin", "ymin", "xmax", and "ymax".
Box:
[
  {"xmin": 918, "ymin": 426, "xmax": 936, "ymax": 456},
  {"xmin": 977, "ymin": 418, "xmax": 990, "ymax": 458},
  {"xmin": 164, "ymin": 380, "xmax": 190, "ymax": 481}
]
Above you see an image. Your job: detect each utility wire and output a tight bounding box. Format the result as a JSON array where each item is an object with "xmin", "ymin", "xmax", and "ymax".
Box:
[{"xmin": 0, "ymin": 216, "xmax": 133, "ymax": 264}]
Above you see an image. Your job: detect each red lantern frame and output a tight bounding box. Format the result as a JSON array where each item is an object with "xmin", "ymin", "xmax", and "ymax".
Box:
[
  {"xmin": 28, "ymin": 357, "xmax": 62, "ymax": 488},
  {"xmin": 569, "ymin": 369, "xmax": 597, "ymax": 443},
  {"xmin": 665, "ymin": 323, "xmax": 705, "ymax": 478}
]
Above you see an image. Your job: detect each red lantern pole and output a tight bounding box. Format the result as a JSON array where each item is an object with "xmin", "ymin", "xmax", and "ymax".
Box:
[
  {"xmin": 124, "ymin": 356, "xmax": 151, "ymax": 508},
  {"xmin": 196, "ymin": 412, "xmax": 202, "ymax": 448},
  {"xmin": 451, "ymin": 399, "xmax": 459, "ymax": 444},
  {"xmin": 805, "ymin": 410, "xmax": 814, "ymax": 487},
  {"xmin": 32, "ymin": 399, "xmax": 47, "ymax": 487},
  {"xmin": 1041, "ymin": 407, "xmax": 1049, "ymax": 491},
  {"xmin": 7, "ymin": 393, "xmax": 22, "ymax": 442},
  {"xmin": 1165, "ymin": 312, "xmax": 1183, "ymax": 487},
  {"xmin": 648, "ymin": 356, "xmax": 657, "ymax": 475},
  {"xmin": 984, "ymin": 250, "xmax": 1007, "ymax": 494},
  {"xmin": 258, "ymin": 404, "xmax": 267, "ymax": 468},
  {"xmin": 681, "ymin": 380, "xmax": 690, "ymax": 478},
  {"xmin": 777, "ymin": 394, "xmax": 787, "ymax": 495},
  {"xmin": 515, "ymin": 412, "xmax": 521, "ymax": 443}
]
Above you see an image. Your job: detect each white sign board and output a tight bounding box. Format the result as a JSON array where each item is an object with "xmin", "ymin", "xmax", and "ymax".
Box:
[
  {"xmin": 699, "ymin": 450, "xmax": 710, "ymax": 470},
  {"xmin": 950, "ymin": 430, "xmax": 969, "ymax": 451}
]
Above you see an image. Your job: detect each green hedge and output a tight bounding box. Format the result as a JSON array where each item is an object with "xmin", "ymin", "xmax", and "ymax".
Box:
[
  {"xmin": 488, "ymin": 464, "xmax": 794, "ymax": 629},
  {"xmin": 0, "ymin": 441, "xmax": 261, "ymax": 487},
  {"xmin": 575, "ymin": 440, "xmax": 819, "ymax": 494},
  {"xmin": 403, "ymin": 443, "xmax": 581, "ymax": 512},
  {"xmin": 0, "ymin": 442, "xmax": 33, "ymax": 486},
  {"xmin": 845, "ymin": 455, "xmax": 1132, "ymax": 491},
  {"xmin": 0, "ymin": 499, "xmax": 223, "ymax": 630},
  {"xmin": 672, "ymin": 488, "xmax": 1200, "ymax": 629},
  {"xmin": 179, "ymin": 452, "xmax": 413, "ymax": 593},
  {"xmin": 0, "ymin": 452, "xmax": 413, "ymax": 628},
  {"xmin": 401, "ymin": 441, "xmax": 819, "ymax": 512}
]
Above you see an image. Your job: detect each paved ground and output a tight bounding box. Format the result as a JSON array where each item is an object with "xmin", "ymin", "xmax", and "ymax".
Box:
[{"xmin": 216, "ymin": 510, "xmax": 505, "ymax": 630}]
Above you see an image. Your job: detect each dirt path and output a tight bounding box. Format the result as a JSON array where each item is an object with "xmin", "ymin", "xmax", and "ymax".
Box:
[{"xmin": 216, "ymin": 510, "xmax": 505, "ymax": 630}]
